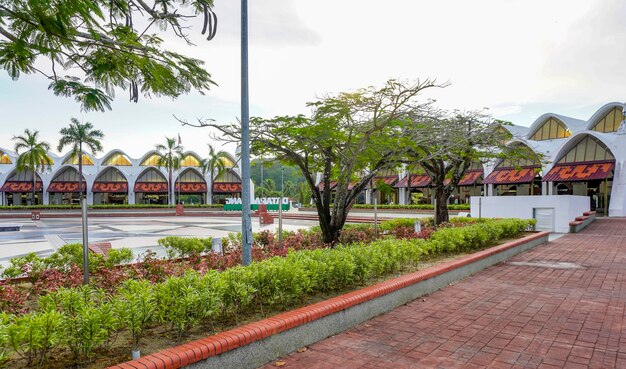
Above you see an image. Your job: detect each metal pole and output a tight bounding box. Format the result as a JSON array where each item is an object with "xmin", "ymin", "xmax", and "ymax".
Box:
[
  {"xmin": 241, "ymin": 0, "xmax": 253, "ymax": 266},
  {"xmin": 81, "ymin": 197, "xmax": 89, "ymax": 284},
  {"xmin": 260, "ymin": 158, "xmax": 263, "ymax": 198},
  {"xmin": 279, "ymin": 167, "xmax": 283, "ymax": 250}
]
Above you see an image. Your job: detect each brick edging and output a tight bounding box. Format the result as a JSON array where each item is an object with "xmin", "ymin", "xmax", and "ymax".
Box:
[{"xmin": 109, "ymin": 231, "xmax": 550, "ymax": 369}]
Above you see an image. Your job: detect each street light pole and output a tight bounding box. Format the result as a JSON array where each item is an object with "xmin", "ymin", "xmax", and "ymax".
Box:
[
  {"xmin": 241, "ymin": 0, "xmax": 253, "ymax": 266},
  {"xmin": 279, "ymin": 166, "xmax": 284, "ymax": 250}
]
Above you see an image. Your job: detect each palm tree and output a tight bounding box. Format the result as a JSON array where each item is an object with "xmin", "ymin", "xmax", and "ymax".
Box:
[
  {"xmin": 57, "ymin": 118, "xmax": 105, "ymax": 200},
  {"xmin": 12, "ymin": 129, "xmax": 54, "ymax": 205},
  {"xmin": 156, "ymin": 137, "xmax": 183, "ymax": 205},
  {"xmin": 201, "ymin": 144, "xmax": 230, "ymax": 204}
]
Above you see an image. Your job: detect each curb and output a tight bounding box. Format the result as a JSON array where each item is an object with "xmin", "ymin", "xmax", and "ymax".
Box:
[{"xmin": 109, "ymin": 231, "xmax": 550, "ymax": 369}]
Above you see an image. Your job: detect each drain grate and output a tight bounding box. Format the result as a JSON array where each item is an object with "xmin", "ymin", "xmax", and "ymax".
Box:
[{"xmin": 508, "ymin": 261, "xmax": 584, "ymax": 269}]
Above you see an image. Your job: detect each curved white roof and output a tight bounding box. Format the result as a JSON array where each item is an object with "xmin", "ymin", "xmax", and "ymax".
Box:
[
  {"xmin": 526, "ymin": 113, "xmax": 587, "ymax": 139},
  {"xmin": 585, "ymin": 102, "xmax": 625, "ymax": 131}
]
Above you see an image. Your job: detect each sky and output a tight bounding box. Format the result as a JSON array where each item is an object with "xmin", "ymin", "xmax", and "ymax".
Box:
[{"xmin": 0, "ymin": 0, "xmax": 625, "ymax": 158}]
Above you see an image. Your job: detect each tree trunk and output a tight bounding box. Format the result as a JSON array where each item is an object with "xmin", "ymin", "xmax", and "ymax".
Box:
[
  {"xmin": 32, "ymin": 169, "xmax": 36, "ymax": 205},
  {"xmin": 78, "ymin": 145, "xmax": 83, "ymax": 202},
  {"xmin": 434, "ymin": 188, "xmax": 450, "ymax": 225},
  {"xmin": 168, "ymin": 169, "xmax": 173, "ymax": 205}
]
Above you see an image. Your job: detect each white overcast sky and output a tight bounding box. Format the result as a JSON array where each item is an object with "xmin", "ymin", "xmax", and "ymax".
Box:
[{"xmin": 0, "ymin": 0, "xmax": 624, "ymax": 158}]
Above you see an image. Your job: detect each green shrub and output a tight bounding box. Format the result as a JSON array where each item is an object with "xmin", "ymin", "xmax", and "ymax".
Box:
[
  {"xmin": 157, "ymin": 237, "xmax": 211, "ymax": 259},
  {"xmin": 154, "ymin": 272, "xmax": 209, "ymax": 340},
  {"xmin": 114, "ymin": 280, "xmax": 155, "ymax": 350},
  {"xmin": 104, "ymin": 248, "xmax": 134, "ymax": 268},
  {"xmin": 6, "ymin": 311, "xmax": 64, "ymax": 367}
]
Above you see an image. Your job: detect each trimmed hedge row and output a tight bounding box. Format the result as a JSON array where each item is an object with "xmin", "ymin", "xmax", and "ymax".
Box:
[
  {"xmin": 0, "ymin": 204, "xmax": 224, "ymax": 211},
  {"xmin": 300, "ymin": 204, "xmax": 471, "ymax": 211},
  {"xmin": 0, "ymin": 218, "xmax": 534, "ymax": 367}
]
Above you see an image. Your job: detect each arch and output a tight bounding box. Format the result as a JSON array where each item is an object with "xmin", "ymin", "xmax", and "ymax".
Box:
[
  {"xmin": 0, "ymin": 169, "xmax": 43, "ymax": 192},
  {"xmin": 0, "ymin": 149, "xmax": 12, "ymax": 164},
  {"xmin": 93, "ymin": 167, "xmax": 129, "ymax": 195},
  {"xmin": 139, "ymin": 150, "xmax": 161, "ymax": 166},
  {"xmin": 219, "ymin": 152, "xmax": 238, "ymax": 168},
  {"xmin": 494, "ymin": 141, "xmax": 541, "ymax": 169},
  {"xmin": 175, "ymin": 168, "xmax": 207, "ymax": 194},
  {"xmin": 48, "ymin": 166, "xmax": 86, "ymax": 193},
  {"xmin": 552, "ymin": 133, "xmax": 615, "ymax": 165},
  {"xmin": 586, "ymin": 102, "xmax": 624, "ymax": 133},
  {"xmin": 528, "ymin": 117, "xmax": 571, "ymax": 141},
  {"xmin": 101, "ymin": 150, "xmax": 133, "ymax": 166},
  {"xmin": 526, "ymin": 113, "xmax": 585, "ymax": 140},
  {"xmin": 134, "ymin": 167, "xmax": 168, "ymax": 193},
  {"xmin": 61, "ymin": 151, "xmax": 95, "ymax": 166},
  {"xmin": 214, "ymin": 168, "xmax": 242, "ymax": 183},
  {"xmin": 180, "ymin": 151, "xmax": 203, "ymax": 167}
]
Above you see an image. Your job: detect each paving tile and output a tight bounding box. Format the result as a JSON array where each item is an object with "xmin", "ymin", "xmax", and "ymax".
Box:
[{"xmin": 258, "ymin": 219, "xmax": 626, "ymax": 368}]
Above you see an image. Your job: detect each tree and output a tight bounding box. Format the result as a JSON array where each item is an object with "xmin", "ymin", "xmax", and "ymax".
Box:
[
  {"xmin": 201, "ymin": 144, "xmax": 229, "ymax": 204},
  {"xmin": 185, "ymin": 79, "xmax": 441, "ymax": 244},
  {"xmin": 405, "ymin": 111, "xmax": 534, "ymax": 224},
  {"xmin": 156, "ymin": 137, "xmax": 183, "ymax": 205},
  {"xmin": 0, "ymin": 0, "xmax": 217, "ymax": 111},
  {"xmin": 57, "ymin": 118, "xmax": 105, "ymax": 201},
  {"xmin": 12, "ymin": 129, "xmax": 53, "ymax": 204}
]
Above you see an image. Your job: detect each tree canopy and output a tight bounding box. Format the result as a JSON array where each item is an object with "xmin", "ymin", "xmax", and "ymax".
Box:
[
  {"xmin": 185, "ymin": 79, "xmax": 442, "ymax": 243},
  {"xmin": 0, "ymin": 0, "xmax": 217, "ymax": 111}
]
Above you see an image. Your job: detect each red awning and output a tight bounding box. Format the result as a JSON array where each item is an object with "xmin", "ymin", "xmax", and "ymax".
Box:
[
  {"xmin": 542, "ymin": 161, "xmax": 614, "ymax": 182},
  {"xmin": 444, "ymin": 172, "xmax": 483, "ymax": 186},
  {"xmin": 48, "ymin": 181, "xmax": 87, "ymax": 193},
  {"xmin": 394, "ymin": 175, "xmax": 431, "ymax": 188},
  {"xmin": 457, "ymin": 170, "xmax": 484, "ymax": 186},
  {"xmin": 213, "ymin": 182, "xmax": 242, "ymax": 194},
  {"xmin": 483, "ymin": 167, "xmax": 539, "ymax": 185},
  {"xmin": 134, "ymin": 182, "xmax": 168, "ymax": 193},
  {"xmin": 367, "ymin": 176, "xmax": 399, "ymax": 189},
  {"xmin": 92, "ymin": 182, "xmax": 128, "ymax": 193},
  {"xmin": 175, "ymin": 183, "xmax": 208, "ymax": 193},
  {"xmin": 317, "ymin": 181, "xmax": 337, "ymax": 191},
  {"xmin": 0, "ymin": 181, "xmax": 43, "ymax": 192}
]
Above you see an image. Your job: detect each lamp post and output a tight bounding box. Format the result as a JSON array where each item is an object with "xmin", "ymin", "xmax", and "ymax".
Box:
[
  {"xmin": 240, "ymin": 0, "xmax": 253, "ymax": 266},
  {"xmin": 279, "ymin": 166, "xmax": 284, "ymax": 250}
]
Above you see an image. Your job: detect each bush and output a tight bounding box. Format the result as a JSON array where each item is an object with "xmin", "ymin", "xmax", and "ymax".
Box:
[
  {"xmin": 158, "ymin": 237, "xmax": 212, "ymax": 259},
  {"xmin": 6, "ymin": 311, "xmax": 64, "ymax": 367}
]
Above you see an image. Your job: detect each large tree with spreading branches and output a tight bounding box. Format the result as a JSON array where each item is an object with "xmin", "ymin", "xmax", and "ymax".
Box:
[
  {"xmin": 405, "ymin": 111, "xmax": 540, "ymax": 224},
  {"xmin": 182, "ymin": 79, "xmax": 444, "ymax": 244},
  {"xmin": 0, "ymin": 0, "xmax": 217, "ymax": 111}
]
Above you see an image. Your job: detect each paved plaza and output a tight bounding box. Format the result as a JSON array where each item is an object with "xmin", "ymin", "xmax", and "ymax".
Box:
[
  {"xmin": 0, "ymin": 215, "xmax": 318, "ymax": 267},
  {"xmin": 261, "ymin": 218, "xmax": 626, "ymax": 369}
]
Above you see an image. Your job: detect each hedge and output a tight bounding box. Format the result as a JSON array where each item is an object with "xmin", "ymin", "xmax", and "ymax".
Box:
[
  {"xmin": 0, "ymin": 218, "xmax": 534, "ymax": 367},
  {"xmin": 0, "ymin": 204, "xmax": 224, "ymax": 211}
]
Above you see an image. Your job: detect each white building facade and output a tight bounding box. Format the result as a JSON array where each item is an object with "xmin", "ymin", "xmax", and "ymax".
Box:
[{"xmin": 0, "ymin": 149, "xmax": 243, "ymax": 206}]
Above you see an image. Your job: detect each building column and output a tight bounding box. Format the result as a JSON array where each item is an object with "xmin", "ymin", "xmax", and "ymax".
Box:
[
  {"xmin": 365, "ymin": 189, "xmax": 372, "ymax": 205},
  {"xmin": 487, "ymin": 184, "xmax": 494, "ymax": 196},
  {"xmin": 43, "ymin": 193, "xmax": 50, "ymax": 205},
  {"xmin": 128, "ymin": 191, "xmax": 135, "ymax": 205},
  {"xmin": 398, "ymin": 188, "xmax": 406, "ymax": 205},
  {"xmin": 541, "ymin": 181, "xmax": 548, "ymax": 196}
]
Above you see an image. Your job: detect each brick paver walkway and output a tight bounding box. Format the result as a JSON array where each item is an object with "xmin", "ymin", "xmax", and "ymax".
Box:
[{"xmin": 260, "ymin": 219, "xmax": 626, "ymax": 369}]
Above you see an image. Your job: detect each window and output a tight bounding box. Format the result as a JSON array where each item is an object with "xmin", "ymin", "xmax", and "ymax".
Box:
[
  {"xmin": 180, "ymin": 154, "xmax": 202, "ymax": 167},
  {"xmin": 176, "ymin": 169, "xmax": 205, "ymax": 183},
  {"xmin": 95, "ymin": 168, "xmax": 127, "ymax": 182},
  {"xmin": 214, "ymin": 169, "xmax": 241, "ymax": 183},
  {"xmin": 7, "ymin": 170, "xmax": 41, "ymax": 182},
  {"xmin": 103, "ymin": 153, "xmax": 132, "ymax": 166},
  {"xmin": 137, "ymin": 168, "xmax": 166, "ymax": 182},
  {"xmin": 499, "ymin": 144, "xmax": 539, "ymax": 168},
  {"xmin": 591, "ymin": 107, "xmax": 623, "ymax": 133},
  {"xmin": 52, "ymin": 167, "xmax": 83, "ymax": 182},
  {"xmin": 220, "ymin": 156, "xmax": 236, "ymax": 168},
  {"xmin": 531, "ymin": 117, "xmax": 571, "ymax": 141},
  {"xmin": 557, "ymin": 136, "xmax": 614, "ymax": 164},
  {"xmin": 63, "ymin": 153, "xmax": 94, "ymax": 165},
  {"xmin": 0, "ymin": 152, "xmax": 11, "ymax": 164},
  {"xmin": 140, "ymin": 154, "xmax": 161, "ymax": 166}
]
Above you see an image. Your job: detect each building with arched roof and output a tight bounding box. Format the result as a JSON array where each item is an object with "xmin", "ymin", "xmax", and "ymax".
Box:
[{"xmin": 0, "ymin": 147, "xmax": 243, "ymax": 206}]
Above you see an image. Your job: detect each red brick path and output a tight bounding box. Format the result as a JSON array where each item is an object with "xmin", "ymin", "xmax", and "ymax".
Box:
[{"xmin": 260, "ymin": 219, "xmax": 626, "ymax": 369}]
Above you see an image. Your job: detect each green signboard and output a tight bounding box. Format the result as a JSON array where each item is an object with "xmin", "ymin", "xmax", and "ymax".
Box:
[{"xmin": 223, "ymin": 204, "xmax": 289, "ymax": 211}]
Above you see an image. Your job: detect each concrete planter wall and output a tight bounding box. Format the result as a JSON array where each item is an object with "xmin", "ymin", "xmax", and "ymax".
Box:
[{"xmin": 110, "ymin": 231, "xmax": 550, "ymax": 369}]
